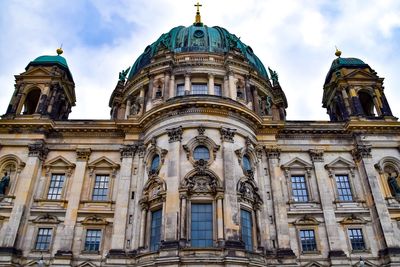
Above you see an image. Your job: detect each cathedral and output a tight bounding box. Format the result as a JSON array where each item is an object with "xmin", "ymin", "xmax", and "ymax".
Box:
[{"xmin": 0, "ymin": 4, "xmax": 399, "ymax": 267}]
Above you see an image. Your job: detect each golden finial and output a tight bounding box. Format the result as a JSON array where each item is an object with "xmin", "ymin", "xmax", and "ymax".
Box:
[
  {"xmin": 335, "ymin": 46, "xmax": 342, "ymax": 57},
  {"xmin": 56, "ymin": 44, "xmax": 63, "ymax": 56},
  {"xmin": 194, "ymin": 2, "xmax": 203, "ymax": 25}
]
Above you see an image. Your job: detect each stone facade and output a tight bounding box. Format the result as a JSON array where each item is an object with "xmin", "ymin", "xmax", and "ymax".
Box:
[{"xmin": 0, "ymin": 20, "xmax": 399, "ymax": 267}]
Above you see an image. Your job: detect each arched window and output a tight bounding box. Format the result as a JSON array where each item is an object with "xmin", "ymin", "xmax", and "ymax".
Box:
[
  {"xmin": 22, "ymin": 89, "xmax": 41, "ymax": 114},
  {"xmin": 151, "ymin": 155, "xmax": 160, "ymax": 172},
  {"xmin": 358, "ymin": 91, "xmax": 375, "ymax": 116},
  {"xmin": 193, "ymin": 145, "xmax": 210, "ymax": 161},
  {"xmin": 243, "ymin": 155, "xmax": 252, "ymax": 172}
]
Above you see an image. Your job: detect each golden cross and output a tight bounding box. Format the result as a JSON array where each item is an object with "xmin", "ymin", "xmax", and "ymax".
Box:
[{"xmin": 194, "ymin": 2, "xmax": 202, "ymax": 13}]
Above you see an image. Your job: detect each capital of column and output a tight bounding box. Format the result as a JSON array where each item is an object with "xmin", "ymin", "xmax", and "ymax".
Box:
[
  {"xmin": 76, "ymin": 148, "xmax": 91, "ymax": 162},
  {"xmin": 28, "ymin": 141, "xmax": 48, "ymax": 161},
  {"xmin": 352, "ymin": 144, "xmax": 372, "ymax": 161},
  {"xmin": 309, "ymin": 149, "xmax": 324, "ymax": 162},
  {"xmin": 208, "ymin": 73, "xmax": 215, "ymax": 79},
  {"xmin": 265, "ymin": 146, "xmax": 281, "ymax": 159},
  {"xmin": 167, "ymin": 126, "xmax": 183, "ymax": 143},
  {"xmin": 120, "ymin": 144, "xmax": 138, "ymax": 158},
  {"xmin": 220, "ymin": 127, "xmax": 236, "ymax": 143}
]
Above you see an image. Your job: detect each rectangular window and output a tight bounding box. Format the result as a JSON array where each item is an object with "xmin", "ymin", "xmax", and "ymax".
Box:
[
  {"xmin": 291, "ymin": 176, "xmax": 309, "ymax": 202},
  {"xmin": 47, "ymin": 174, "xmax": 65, "ymax": 200},
  {"xmin": 335, "ymin": 175, "xmax": 353, "ymax": 201},
  {"xmin": 191, "ymin": 83, "xmax": 208, "ymax": 95},
  {"xmin": 300, "ymin": 229, "xmax": 317, "ymax": 252},
  {"xmin": 191, "ymin": 203, "xmax": 213, "ymax": 247},
  {"xmin": 84, "ymin": 229, "xmax": 102, "ymax": 252},
  {"xmin": 214, "ymin": 84, "xmax": 222, "ymax": 96},
  {"xmin": 348, "ymin": 228, "xmax": 365, "ymax": 251},
  {"xmin": 241, "ymin": 209, "xmax": 253, "ymax": 251},
  {"xmin": 176, "ymin": 84, "xmax": 185, "ymax": 96},
  {"xmin": 35, "ymin": 228, "xmax": 52, "ymax": 250},
  {"xmin": 150, "ymin": 209, "xmax": 162, "ymax": 251},
  {"xmin": 92, "ymin": 175, "xmax": 109, "ymax": 201}
]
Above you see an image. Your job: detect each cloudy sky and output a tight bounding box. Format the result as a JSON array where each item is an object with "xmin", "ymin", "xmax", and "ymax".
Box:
[{"xmin": 1, "ymin": 0, "xmax": 399, "ymax": 120}]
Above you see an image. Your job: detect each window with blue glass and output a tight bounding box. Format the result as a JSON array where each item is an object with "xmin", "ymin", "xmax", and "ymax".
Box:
[
  {"xmin": 214, "ymin": 84, "xmax": 222, "ymax": 96},
  {"xmin": 243, "ymin": 155, "xmax": 252, "ymax": 172},
  {"xmin": 191, "ymin": 203, "xmax": 213, "ymax": 247},
  {"xmin": 35, "ymin": 228, "xmax": 52, "ymax": 250},
  {"xmin": 348, "ymin": 228, "xmax": 366, "ymax": 251},
  {"xmin": 335, "ymin": 175, "xmax": 353, "ymax": 201},
  {"xmin": 47, "ymin": 174, "xmax": 65, "ymax": 200},
  {"xmin": 291, "ymin": 176, "xmax": 309, "ymax": 202},
  {"xmin": 191, "ymin": 83, "xmax": 208, "ymax": 95},
  {"xmin": 193, "ymin": 145, "xmax": 210, "ymax": 161},
  {"xmin": 299, "ymin": 229, "xmax": 317, "ymax": 252},
  {"xmin": 176, "ymin": 84, "xmax": 185, "ymax": 96},
  {"xmin": 92, "ymin": 175, "xmax": 109, "ymax": 201},
  {"xmin": 84, "ymin": 229, "xmax": 101, "ymax": 252},
  {"xmin": 241, "ymin": 209, "xmax": 253, "ymax": 251},
  {"xmin": 150, "ymin": 209, "xmax": 162, "ymax": 251},
  {"xmin": 150, "ymin": 155, "xmax": 160, "ymax": 172}
]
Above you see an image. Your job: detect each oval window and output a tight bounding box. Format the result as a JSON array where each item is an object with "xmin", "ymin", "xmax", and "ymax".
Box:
[
  {"xmin": 243, "ymin": 155, "xmax": 252, "ymax": 171},
  {"xmin": 150, "ymin": 155, "xmax": 160, "ymax": 171},
  {"xmin": 193, "ymin": 30, "xmax": 204, "ymax": 38},
  {"xmin": 193, "ymin": 145, "xmax": 210, "ymax": 161}
]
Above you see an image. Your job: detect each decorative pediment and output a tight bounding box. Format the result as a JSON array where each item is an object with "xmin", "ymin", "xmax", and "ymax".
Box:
[
  {"xmin": 180, "ymin": 169, "xmax": 222, "ymax": 196},
  {"xmin": 237, "ymin": 177, "xmax": 262, "ymax": 209},
  {"xmin": 77, "ymin": 261, "xmax": 97, "ymax": 267},
  {"xmin": 281, "ymin": 157, "xmax": 313, "ymax": 170},
  {"xmin": 33, "ymin": 213, "xmax": 60, "ymax": 224},
  {"xmin": 81, "ymin": 215, "xmax": 108, "ymax": 225},
  {"xmin": 22, "ymin": 66, "xmax": 53, "ymax": 77},
  {"xmin": 141, "ymin": 176, "xmax": 166, "ymax": 206},
  {"xmin": 293, "ymin": 215, "xmax": 320, "ymax": 226},
  {"xmin": 88, "ymin": 156, "xmax": 120, "ymax": 170},
  {"xmin": 44, "ymin": 156, "xmax": 75, "ymax": 169},
  {"xmin": 340, "ymin": 214, "xmax": 367, "ymax": 225},
  {"xmin": 325, "ymin": 157, "xmax": 355, "ymax": 170},
  {"xmin": 342, "ymin": 69, "xmax": 378, "ymax": 80}
]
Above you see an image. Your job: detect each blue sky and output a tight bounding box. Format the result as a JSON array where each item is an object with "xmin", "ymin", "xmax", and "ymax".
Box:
[{"xmin": 0, "ymin": 0, "xmax": 399, "ymax": 120}]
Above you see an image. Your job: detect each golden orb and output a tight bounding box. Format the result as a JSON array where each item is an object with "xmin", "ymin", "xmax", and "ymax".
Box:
[
  {"xmin": 335, "ymin": 47, "xmax": 342, "ymax": 57},
  {"xmin": 56, "ymin": 48, "xmax": 63, "ymax": 55}
]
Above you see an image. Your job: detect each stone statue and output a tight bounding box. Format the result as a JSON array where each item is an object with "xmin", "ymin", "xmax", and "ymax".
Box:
[
  {"xmin": 265, "ymin": 95, "xmax": 272, "ymax": 115},
  {"xmin": 130, "ymin": 98, "xmax": 141, "ymax": 115},
  {"xmin": 268, "ymin": 67, "xmax": 279, "ymax": 86},
  {"xmin": 118, "ymin": 67, "xmax": 131, "ymax": 82},
  {"xmin": 388, "ymin": 172, "xmax": 400, "ymax": 198},
  {"xmin": 0, "ymin": 172, "xmax": 10, "ymax": 195}
]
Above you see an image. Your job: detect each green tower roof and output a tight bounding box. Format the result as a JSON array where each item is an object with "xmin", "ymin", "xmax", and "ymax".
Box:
[
  {"xmin": 325, "ymin": 57, "xmax": 369, "ymax": 84},
  {"xmin": 26, "ymin": 53, "xmax": 73, "ymax": 82},
  {"xmin": 128, "ymin": 24, "xmax": 269, "ymax": 80}
]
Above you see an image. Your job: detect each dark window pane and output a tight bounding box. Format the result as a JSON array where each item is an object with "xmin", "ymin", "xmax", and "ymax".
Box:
[
  {"xmin": 176, "ymin": 84, "xmax": 185, "ymax": 96},
  {"xmin": 191, "ymin": 203, "xmax": 213, "ymax": 247},
  {"xmin": 150, "ymin": 209, "xmax": 162, "ymax": 251},
  {"xmin": 35, "ymin": 228, "xmax": 52, "ymax": 250},
  {"xmin": 335, "ymin": 175, "xmax": 353, "ymax": 201},
  {"xmin": 348, "ymin": 228, "xmax": 365, "ymax": 250},
  {"xmin": 191, "ymin": 83, "xmax": 208, "ymax": 95},
  {"xmin": 300, "ymin": 229, "xmax": 317, "ymax": 251},
  {"xmin": 193, "ymin": 145, "xmax": 210, "ymax": 161},
  {"xmin": 243, "ymin": 155, "xmax": 251, "ymax": 171},
  {"xmin": 92, "ymin": 175, "xmax": 109, "ymax": 201},
  {"xmin": 241, "ymin": 209, "xmax": 253, "ymax": 251},
  {"xmin": 47, "ymin": 174, "xmax": 65, "ymax": 200},
  {"xmin": 85, "ymin": 229, "xmax": 101, "ymax": 251},
  {"xmin": 214, "ymin": 84, "xmax": 222, "ymax": 96},
  {"xmin": 291, "ymin": 176, "xmax": 309, "ymax": 202}
]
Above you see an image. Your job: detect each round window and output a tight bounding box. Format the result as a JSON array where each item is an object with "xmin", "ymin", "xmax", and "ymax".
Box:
[
  {"xmin": 193, "ymin": 145, "xmax": 210, "ymax": 161},
  {"xmin": 150, "ymin": 154, "xmax": 160, "ymax": 171},
  {"xmin": 193, "ymin": 30, "xmax": 204, "ymax": 38},
  {"xmin": 243, "ymin": 155, "xmax": 252, "ymax": 171}
]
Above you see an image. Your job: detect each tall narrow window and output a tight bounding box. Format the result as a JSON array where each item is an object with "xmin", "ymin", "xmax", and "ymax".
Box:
[
  {"xmin": 35, "ymin": 228, "xmax": 52, "ymax": 250},
  {"xmin": 92, "ymin": 175, "xmax": 109, "ymax": 201},
  {"xmin": 291, "ymin": 176, "xmax": 309, "ymax": 202},
  {"xmin": 243, "ymin": 155, "xmax": 252, "ymax": 172},
  {"xmin": 191, "ymin": 203, "xmax": 213, "ymax": 247},
  {"xmin": 84, "ymin": 229, "xmax": 102, "ymax": 252},
  {"xmin": 47, "ymin": 174, "xmax": 65, "ymax": 200},
  {"xmin": 193, "ymin": 145, "xmax": 210, "ymax": 161},
  {"xmin": 176, "ymin": 84, "xmax": 185, "ymax": 96},
  {"xmin": 348, "ymin": 228, "xmax": 365, "ymax": 250},
  {"xmin": 150, "ymin": 155, "xmax": 160, "ymax": 172},
  {"xmin": 299, "ymin": 229, "xmax": 317, "ymax": 252},
  {"xmin": 241, "ymin": 209, "xmax": 253, "ymax": 251},
  {"xmin": 214, "ymin": 84, "xmax": 222, "ymax": 96},
  {"xmin": 150, "ymin": 209, "xmax": 162, "ymax": 251},
  {"xmin": 335, "ymin": 175, "xmax": 353, "ymax": 201},
  {"xmin": 191, "ymin": 83, "xmax": 208, "ymax": 95}
]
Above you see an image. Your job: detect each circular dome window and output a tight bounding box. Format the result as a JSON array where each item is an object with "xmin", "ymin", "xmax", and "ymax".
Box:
[
  {"xmin": 144, "ymin": 45, "xmax": 151, "ymax": 54},
  {"xmin": 246, "ymin": 46, "xmax": 254, "ymax": 54},
  {"xmin": 193, "ymin": 30, "xmax": 204, "ymax": 38}
]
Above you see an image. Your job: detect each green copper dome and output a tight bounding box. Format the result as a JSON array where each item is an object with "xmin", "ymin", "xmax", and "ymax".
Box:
[
  {"xmin": 26, "ymin": 54, "xmax": 73, "ymax": 81},
  {"xmin": 325, "ymin": 57, "xmax": 369, "ymax": 84},
  {"xmin": 128, "ymin": 25, "xmax": 269, "ymax": 80}
]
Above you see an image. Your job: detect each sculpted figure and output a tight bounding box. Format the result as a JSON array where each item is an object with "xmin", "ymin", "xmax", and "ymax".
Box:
[
  {"xmin": 0, "ymin": 172, "xmax": 10, "ymax": 195},
  {"xmin": 388, "ymin": 171, "xmax": 400, "ymax": 198},
  {"xmin": 118, "ymin": 67, "xmax": 131, "ymax": 82}
]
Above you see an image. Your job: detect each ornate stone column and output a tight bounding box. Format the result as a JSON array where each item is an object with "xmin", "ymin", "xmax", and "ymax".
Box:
[
  {"xmin": 252, "ymin": 87, "xmax": 260, "ymax": 114},
  {"xmin": 54, "ymin": 148, "xmax": 91, "ymax": 259},
  {"xmin": 265, "ymin": 147, "xmax": 295, "ymax": 258},
  {"xmin": 169, "ymin": 74, "xmax": 175, "ymax": 98},
  {"xmin": 124, "ymin": 99, "xmax": 131, "ymax": 119},
  {"xmin": 163, "ymin": 72, "xmax": 170, "ymax": 100},
  {"xmin": 184, "ymin": 73, "xmax": 191, "ymax": 95},
  {"xmin": 109, "ymin": 145, "xmax": 137, "ymax": 255},
  {"xmin": 220, "ymin": 127, "xmax": 242, "ymax": 248},
  {"xmin": 0, "ymin": 141, "xmax": 47, "ymax": 250},
  {"xmin": 208, "ymin": 73, "xmax": 215, "ymax": 95},
  {"xmin": 228, "ymin": 71, "xmax": 236, "ymax": 101},
  {"xmin": 223, "ymin": 76, "xmax": 229, "ymax": 97},
  {"xmin": 216, "ymin": 194, "xmax": 224, "ymax": 243},
  {"xmin": 309, "ymin": 149, "xmax": 347, "ymax": 264},
  {"xmin": 352, "ymin": 143, "xmax": 400, "ymax": 260},
  {"xmin": 139, "ymin": 204, "xmax": 148, "ymax": 248},
  {"xmin": 179, "ymin": 195, "xmax": 187, "ymax": 240}
]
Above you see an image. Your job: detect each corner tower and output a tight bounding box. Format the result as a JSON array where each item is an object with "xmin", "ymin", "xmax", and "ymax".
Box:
[
  {"xmin": 323, "ymin": 49, "xmax": 395, "ymax": 121},
  {"xmin": 3, "ymin": 48, "xmax": 76, "ymax": 120}
]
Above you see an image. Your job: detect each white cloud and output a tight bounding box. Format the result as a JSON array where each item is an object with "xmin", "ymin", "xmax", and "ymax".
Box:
[{"xmin": 0, "ymin": 0, "xmax": 399, "ymax": 121}]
